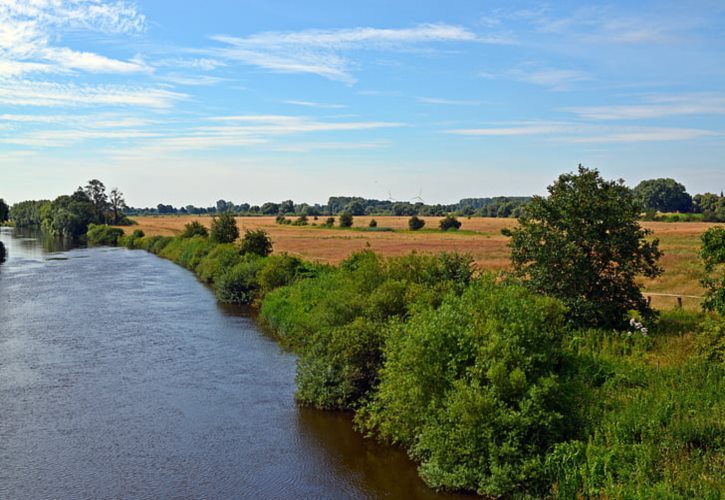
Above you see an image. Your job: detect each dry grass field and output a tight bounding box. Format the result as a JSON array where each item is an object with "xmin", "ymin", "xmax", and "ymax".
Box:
[{"xmin": 123, "ymin": 215, "xmax": 723, "ymax": 310}]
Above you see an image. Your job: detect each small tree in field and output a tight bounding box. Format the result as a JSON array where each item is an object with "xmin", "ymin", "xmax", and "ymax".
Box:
[
  {"xmin": 339, "ymin": 211, "xmax": 353, "ymax": 228},
  {"xmin": 408, "ymin": 215, "xmax": 425, "ymax": 231},
  {"xmin": 369, "ymin": 218, "xmax": 378, "ymax": 228},
  {"xmin": 210, "ymin": 213, "xmax": 239, "ymax": 243},
  {"xmin": 439, "ymin": 215, "xmax": 461, "ymax": 231},
  {"xmin": 503, "ymin": 165, "xmax": 662, "ymax": 328},
  {"xmin": 240, "ymin": 229, "xmax": 273, "ymax": 257}
]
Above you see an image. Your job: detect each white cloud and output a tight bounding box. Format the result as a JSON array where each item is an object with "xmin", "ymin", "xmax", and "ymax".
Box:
[
  {"xmin": 447, "ymin": 123, "xmax": 568, "ymax": 136},
  {"xmin": 282, "ymin": 100, "xmax": 347, "ymax": 109},
  {"xmin": 0, "ymin": 80, "xmax": 187, "ymax": 108},
  {"xmin": 564, "ymin": 93, "xmax": 725, "ymax": 120},
  {"xmin": 480, "ymin": 65, "xmax": 591, "ymax": 90},
  {"xmin": 211, "ymin": 24, "xmax": 486, "ymax": 83},
  {"xmin": 567, "ymin": 127, "xmax": 720, "ymax": 144}
]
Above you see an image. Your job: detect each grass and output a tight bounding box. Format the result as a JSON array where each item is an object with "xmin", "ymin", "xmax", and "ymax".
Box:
[{"xmin": 120, "ymin": 215, "xmax": 724, "ymax": 310}]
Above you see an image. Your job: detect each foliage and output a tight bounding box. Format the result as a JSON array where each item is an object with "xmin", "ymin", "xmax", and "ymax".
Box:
[
  {"xmin": 180, "ymin": 220, "xmax": 209, "ymax": 238},
  {"xmin": 439, "ymin": 215, "xmax": 461, "ymax": 231},
  {"xmin": 0, "ymin": 199, "xmax": 8, "ymax": 222},
  {"xmin": 86, "ymin": 224, "xmax": 125, "ymax": 245},
  {"xmin": 0, "ymin": 241, "xmax": 5, "ymax": 263},
  {"xmin": 368, "ymin": 218, "xmax": 377, "ymax": 228},
  {"xmin": 158, "ymin": 236, "xmax": 215, "ymax": 270},
  {"xmin": 339, "ymin": 211, "xmax": 353, "ymax": 228},
  {"xmin": 408, "ymin": 215, "xmax": 425, "ymax": 230},
  {"xmin": 257, "ymin": 253, "xmax": 314, "ymax": 295},
  {"xmin": 503, "ymin": 166, "xmax": 663, "ymax": 328},
  {"xmin": 240, "ymin": 229, "xmax": 273, "ymax": 257},
  {"xmin": 291, "ymin": 214, "xmax": 308, "ymax": 226},
  {"xmin": 357, "ymin": 277, "xmax": 569, "ymax": 496},
  {"xmin": 324, "ymin": 217, "xmax": 335, "ymax": 227},
  {"xmin": 695, "ymin": 318, "xmax": 725, "ymax": 366},
  {"xmin": 210, "ymin": 213, "xmax": 239, "ymax": 243},
  {"xmin": 215, "ymin": 255, "xmax": 265, "ymax": 304},
  {"xmin": 10, "ymin": 200, "xmax": 50, "ymax": 227},
  {"xmin": 634, "ymin": 178, "xmax": 693, "ymax": 213},
  {"xmin": 701, "ymin": 226, "xmax": 725, "ymax": 314}
]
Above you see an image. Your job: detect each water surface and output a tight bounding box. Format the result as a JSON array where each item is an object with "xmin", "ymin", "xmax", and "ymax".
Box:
[{"xmin": 0, "ymin": 228, "xmax": 467, "ymax": 499}]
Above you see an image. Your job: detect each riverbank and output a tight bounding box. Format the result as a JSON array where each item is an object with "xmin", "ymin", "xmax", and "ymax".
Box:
[
  {"xmin": 116, "ymin": 230, "xmax": 724, "ymax": 498},
  {"xmin": 120, "ymin": 215, "xmax": 722, "ymax": 310}
]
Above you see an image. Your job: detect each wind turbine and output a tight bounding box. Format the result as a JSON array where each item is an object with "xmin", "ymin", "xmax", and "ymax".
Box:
[{"xmin": 410, "ymin": 188, "xmax": 424, "ymax": 203}]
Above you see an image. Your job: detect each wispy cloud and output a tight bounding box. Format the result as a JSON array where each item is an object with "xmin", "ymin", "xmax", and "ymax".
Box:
[
  {"xmin": 0, "ymin": 80, "xmax": 187, "ymax": 108},
  {"xmin": 282, "ymin": 100, "xmax": 347, "ymax": 109},
  {"xmin": 210, "ymin": 24, "xmax": 489, "ymax": 83},
  {"xmin": 418, "ymin": 97, "xmax": 481, "ymax": 106},
  {"xmin": 564, "ymin": 93, "xmax": 725, "ymax": 120},
  {"xmin": 446, "ymin": 121, "xmax": 721, "ymax": 143},
  {"xmin": 480, "ymin": 65, "xmax": 591, "ymax": 90}
]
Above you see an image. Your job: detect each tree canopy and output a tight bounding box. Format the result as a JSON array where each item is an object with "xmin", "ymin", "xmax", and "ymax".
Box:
[
  {"xmin": 633, "ymin": 178, "xmax": 692, "ymax": 213},
  {"xmin": 503, "ymin": 166, "xmax": 663, "ymax": 328}
]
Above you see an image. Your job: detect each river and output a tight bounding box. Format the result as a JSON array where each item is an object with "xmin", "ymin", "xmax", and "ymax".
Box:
[{"xmin": 0, "ymin": 228, "xmax": 468, "ymax": 499}]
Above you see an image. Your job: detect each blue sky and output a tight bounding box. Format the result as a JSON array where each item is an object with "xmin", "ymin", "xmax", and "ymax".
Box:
[{"xmin": 1, "ymin": 0, "xmax": 724, "ymax": 206}]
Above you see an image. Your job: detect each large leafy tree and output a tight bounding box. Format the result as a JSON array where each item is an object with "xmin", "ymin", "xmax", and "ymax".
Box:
[
  {"xmin": 83, "ymin": 179, "xmax": 109, "ymax": 223},
  {"xmin": 503, "ymin": 166, "xmax": 663, "ymax": 328},
  {"xmin": 210, "ymin": 212, "xmax": 239, "ymax": 243},
  {"xmin": 108, "ymin": 188, "xmax": 127, "ymax": 224},
  {"xmin": 633, "ymin": 178, "xmax": 692, "ymax": 213},
  {"xmin": 0, "ymin": 198, "xmax": 8, "ymax": 222}
]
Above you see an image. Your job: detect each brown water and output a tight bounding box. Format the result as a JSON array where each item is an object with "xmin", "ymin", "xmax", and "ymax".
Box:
[{"xmin": 0, "ymin": 228, "xmax": 468, "ymax": 499}]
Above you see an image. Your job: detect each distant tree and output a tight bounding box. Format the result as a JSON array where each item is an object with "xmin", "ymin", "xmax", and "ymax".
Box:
[
  {"xmin": 0, "ymin": 198, "xmax": 8, "ymax": 222},
  {"xmin": 324, "ymin": 217, "xmax": 335, "ymax": 228},
  {"xmin": 280, "ymin": 200, "xmax": 295, "ymax": 214},
  {"xmin": 261, "ymin": 202, "xmax": 280, "ymax": 215},
  {"xmin": 346, "ymin": 200, "xmax": 366, "ymax": 216},
  {"xmin": 369, "ymin": 218, "xmax": 378, "ymax": 228},
  {"xmin": 439, "ymin": 215, "xmax": 461, "ymax": 231},
  {"xmin": 210, "ymin": 213, "xmax": 239, "ymax": 243},
  {"xmin": 216, "ymin": 199, "xmax": 234, "ymax": 213},
  {"xmin": 181, "ymin": 220, "xmax": 209, "ymax": 238},
  {"xmin": 408, "ymin": 215, "xmax": 425, "ymax": 231},
  {"xmin": 83, "ymin": 179, "xmax": 109, "ymax": 223},
  {"xmin": 633, "ymin": 178, "xmax": 692, "ymax": 213},
  {"xmin": 240, "ymin": 229, "xmax": 273, "ymax": 257},
  {"xmin": 503, "ymin": 166, "xmax": 663, "ymax": 328},
  {"xmin": 108, "ymin": 188, "xmax": 127, "ymax": 224},
  {"xmin": 339, "ymin": 211, "xmax": 353, "ymax": 228}
]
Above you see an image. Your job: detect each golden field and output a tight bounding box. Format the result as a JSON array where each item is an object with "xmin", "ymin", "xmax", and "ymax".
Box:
[{"xmin": 123, "ymin": 215, "xmax": 723, "ymax": 310}]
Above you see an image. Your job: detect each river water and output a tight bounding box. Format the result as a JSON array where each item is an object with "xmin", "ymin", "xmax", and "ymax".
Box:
[{"xmin": 0, "ymin": 228, "xmax": 467, "ymax": 499}]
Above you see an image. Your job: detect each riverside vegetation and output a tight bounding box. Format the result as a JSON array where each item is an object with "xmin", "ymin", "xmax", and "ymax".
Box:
[{"xmin": 7, "ymin": 168, "xmax": 725, "ymax": 497}]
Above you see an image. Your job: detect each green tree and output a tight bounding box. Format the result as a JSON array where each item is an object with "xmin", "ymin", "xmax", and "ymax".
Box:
[
  {"xmin": 210, "ymin": 213, "xmax": 239, "ymax": 243},
  {"xmin": 108, "ymin": 188, "xmax": 127, "ymax": 224},
  {"xmin": 369, "ymin": 218, "xmax": 378, "ymax": 228},
  {"xmin": 503, "ymin": 166, "xmax": 663, "ymax": 328},
  {"xmin": 240, "ymin": 229, "xmax": 273, "ymax": 256},
  {"xmin": 700, "ymin": 226, "xmax": 725, "ymax": 314},
  {"xmin": 633, "ymin": 178, "xmax": 692, "ymax": 213},
  {"xmin": 339, "ymin": 211, "xmax": 353, "ymax": 228},
  {"xmin": 408, "ymin": 215, "xmax": 425, "ymax": 230},
  {"xmin": 83, "ymin": 179, "xmax": 109, "ymax": 223},
  {"xmin": 280, "ymin": 200, "xmax": 295, "ymax": 214},
  {"xmin": 439, "ymin": 215, "xmax": 461, "ymax": 231},
  {"xmin": 0, "ymin": 199, "xmax": 8, "ymax": 222},
  {"xmin": 0, "ymin": 241, "xmax": 5, "ymax": 263}
]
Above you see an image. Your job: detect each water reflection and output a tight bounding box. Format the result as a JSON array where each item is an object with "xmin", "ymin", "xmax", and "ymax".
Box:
[
  {"xmin": 0, "ymin": 226, "xmax": 78, "ymax": 263},
  {"xmin": 0, "ymin": 229, "xmax": 465, "ymax": 499}
]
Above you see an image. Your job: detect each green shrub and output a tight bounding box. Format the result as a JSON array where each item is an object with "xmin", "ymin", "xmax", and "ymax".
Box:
[
  {"xmin": 181, "ymin": 220, "xmax": 208, "ymax": 238},
  {"xmin": 86, "ymin": 224, "xmax": 125, "ymax": 245},
  {"xmin": 131, "ymin": 229, "xmax": 145, "ymax": 238},
  {"xmin": 701, "ymin": 226, "xmax": 725, "ymax": 314},
  {"xmin": 214, "ymin": 256, "xmax": 265, "ymax": 304},
  {"xmin": 357, "ymin": 277, "xmax": 569, "ymax": 497},
  {"xmin": 439, "ymin": 215, "xmax": 461, "ymax": 231},
  {"xmin": 240, "ymin": 229, "xmax": 273, "ymax": 257},
  {"xmin": 158, "ymin": 236, "xmax": 215, "ymax": 270},
  {"xmin": 339, "ymin": 211, "xmax": 353, "ymax": 228},
  {"xmin": 324, "ymin": 217, "xmax": 335, "ymax": 227},
  {"xmin": 210, "ymin": 213, "xmax": 239, "ymax": 243},
  {"xmin": 195, "ymin": 243, "xmax": 243, "ymax": 283},
  {"xmin": 0, "ymin": 241, "xmax": 5, "ymax": 262},
  {"xmin": 257, "ymin": 253, "xmax": 311, "ymax": 295},
  {"xmin": 695, "ymin": 318, "xmax": 725, "ymax": 365},
  {"xmin": 369, "ymin": 218, "xmax": 378, "ymax": 228},
  {"xmin": 408, "ymin": 215, "xmax": 425, "ymax": 230},
  {"xmin": 291, "ymin": 215, "xmax": 308, "ymax": 226}
]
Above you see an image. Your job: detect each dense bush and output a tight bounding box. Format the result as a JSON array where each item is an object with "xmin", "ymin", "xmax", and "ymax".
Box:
[
  {"xmin": 0, "ymin": 241, "xmax": 5, "ymax": 263},
  {"xmin": 181, "ymin": 220, "xmax": 209, "ymax": 238},
  {"xmin": 357, "ymin": 277, "xmax": 569, "ymax": 496},
  {"xmin": 339, "ymin": 211, "xmax": 353, "ymax": 228},
  {"xmin": 158, "ymin": 236, "xmax": 215, "ymax": 270},
  {"xmin": 86, "ymin": 224, "xmax": 125, "ymax": 245},
  {"xmin": 324, "ymin": 217, "xmax": 335, "ymax": 227},
  {"xmin": 215, "ymin": 256, "xmax": 265, "ymax": 304},
  {"xmin": 408, "ymin": 215, "xmax": 425, "ymax": 230},
  {"xmin": 195, "ymin": 243, "xmax": 243, "ymax": 283},
  {"xmin": 369, "ymin": 218, "xmax": 377, "ymax": 228},
  {"xmin": 701, "ymin": 226, "xmax": 725, "ymax": 314},
  {"xmin": 240, "ymin": 229, "xmax": 273, "ymax": 257},
  {"xmin": 439, "ymin": 215, "xmax": 461, "ymax": 231},
  {"xmin": 210, "ymin": 213, "xmax": 239, "ymax": 243}
]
